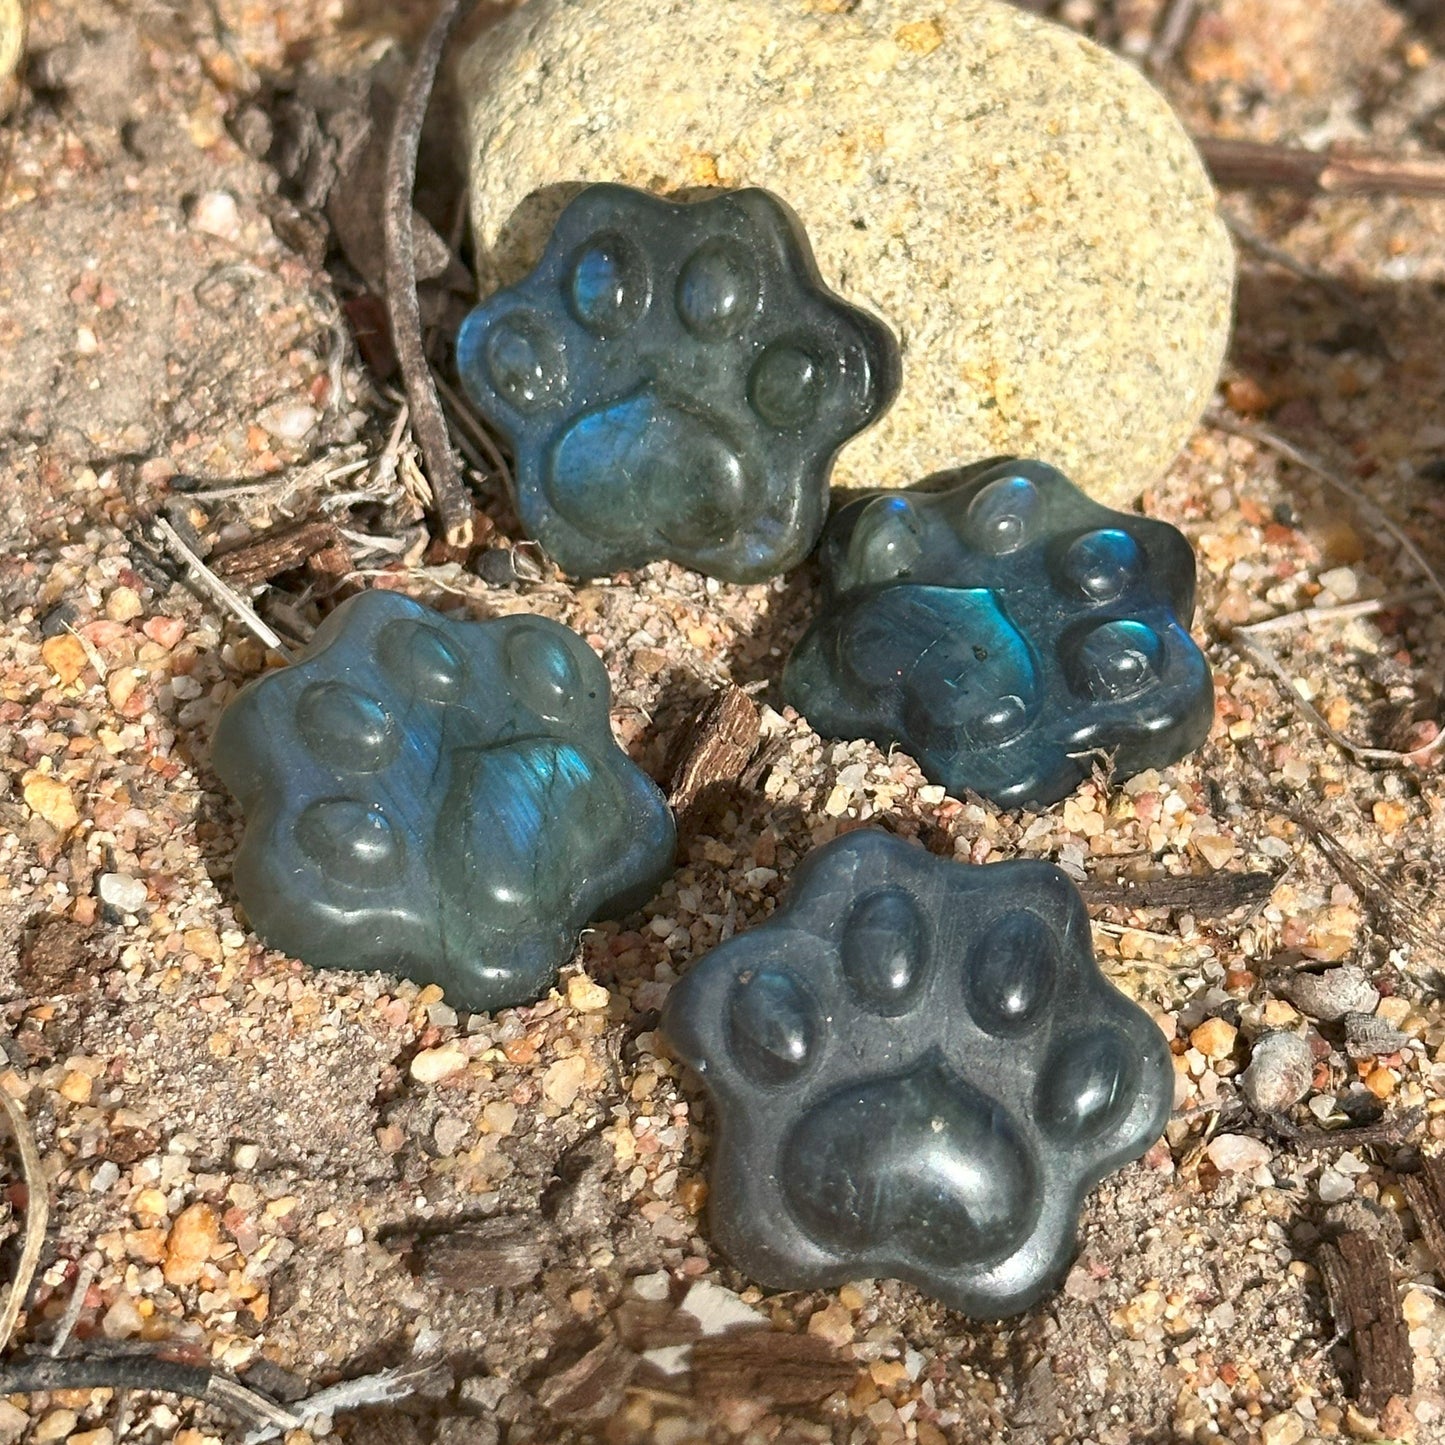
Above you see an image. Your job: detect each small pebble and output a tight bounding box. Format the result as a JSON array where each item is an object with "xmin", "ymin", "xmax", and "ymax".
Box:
[
  {"xmin": 0, "ymin": 1403, "xmax": 26, "ymax": 1445},
  {"xmin": 102, "ymin": 1293, "xmax": 144, "ymax": 1339},
  {"xmin": 32, "ymin": 1410, "xmax": 77, "ymax": 1443},
  {"xmin": 1317, "ymin": 1168, "xmax": 1354, "ymax": 1203},
  {"xmin": 189, "ymin": 190, "xmax": 241, "ymax": 241},
  {"xmin": 410, "ymin": 1045, "xmax": 467, "ymax": 1084},
  {"xmin": 433, "ymin": 1115, "xmax": 470, "ymax": 1156},
  {"xmin": 1190, "ymin": 1017, "xmax": 1237, "ymax": 1062},
  {"xmin": 1205, "ymin": 1134, "xmax": 1272, "ymax": 1173},
  {"xmin": 105, "ymin": 585, "xmax": 143, "ymax": 623},
  {"xmin": 566, "ymin": 974, "xmax": 610, "ymax": 1012},
  {"xmin": 163, "ymin": 1201, "xmax": 221, "ymax": 1286},
  {"xmin": 1316, "ymin": 565, "xmax": 1360, "ymax": 603},
  {"xmin": 807, "ymin": 1299, "xmax": 855, "ymax": 1348},
  {"xmin": 1240, "ymin": 1031, "xmax": 1313, "ymax": 1114},
  {"xmin": 542, "ymin": 1054, "xmax": 587, "ymax": 1108},
  {"xmin": 99, "ymin": 872, "xmax": 148, "ymax": 913},
  {"xmin": 255, "ymin": 402, "xmax": 319, "ymax": 442},
  {"xmin": 1279, "ymin": 965, "xmax": 1379, "ymax": 1023}
]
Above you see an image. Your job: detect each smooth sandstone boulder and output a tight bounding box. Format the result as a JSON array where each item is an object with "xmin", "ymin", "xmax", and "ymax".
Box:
[{"xmin": 457, "ymin": 0, "xmax": 1235, "ymax": 511}]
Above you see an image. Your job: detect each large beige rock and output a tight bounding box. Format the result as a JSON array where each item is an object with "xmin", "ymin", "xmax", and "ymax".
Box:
[{"xmin": 458, "ymin": 0, "xmax": 1234, "ymax": 510}]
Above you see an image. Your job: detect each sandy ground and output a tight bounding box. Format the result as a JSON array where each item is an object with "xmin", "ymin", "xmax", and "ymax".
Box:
[{"xmin": 2, "ymin": 0, "xmax": 1445, "ymax": 1441}]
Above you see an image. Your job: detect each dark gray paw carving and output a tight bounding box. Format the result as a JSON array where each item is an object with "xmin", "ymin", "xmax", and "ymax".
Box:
[
  {"xmin": 662, "ymin": 829, "xmax": 1172, "ymax": 1318},
  {"xmin": 457, "ymin": 183, "xmax": 899, "ymax": 583}
]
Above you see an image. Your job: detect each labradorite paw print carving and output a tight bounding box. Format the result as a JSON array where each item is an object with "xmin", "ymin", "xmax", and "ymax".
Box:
[
  {"xmin": 662, "ymin": 829, "xmax": 1172, "ymax": 1319},
  {"xmin": 211, "ymin": 591, "xmax": 675, "ymax": 1012},
  {"xmin": 457, "ymin": 183, "xmax": 900, "ymax": 583},
  {"xmin": 783, "ymin": 460, "xmax": 1215, "ymax": 808}
]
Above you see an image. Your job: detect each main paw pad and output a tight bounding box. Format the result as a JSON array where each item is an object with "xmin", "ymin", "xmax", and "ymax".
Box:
[
  {"xmin": 662, "ymin": 829, "xmax": 1171, "ymax": 1318},
  {"xmin": 457, "ymin": 184, "xmax": 899, "ymax": 583},
  {"xmin": 211, "ymin": 591, "xmax": 675, "ymax": 1012},
  {"xmin": 782, "ymin": 459, "xmax": 1214, "ymax": 808}
]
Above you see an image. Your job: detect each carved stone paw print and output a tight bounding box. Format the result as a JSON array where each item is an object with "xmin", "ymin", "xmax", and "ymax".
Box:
[
  {"xmin": 783, "ymin": 459, "xmax": 1214, "ymax": 808},
  {"xmin": 212, "ymin": 591, "xmax": 675, "ymax": 1012},
  {"xmin": 662, "ymin": 829, "xmax": 1171, "ymax": 1318},
  {"xmin": 457, "ymin": 183, "xmax": 899, "ymax": 583}
]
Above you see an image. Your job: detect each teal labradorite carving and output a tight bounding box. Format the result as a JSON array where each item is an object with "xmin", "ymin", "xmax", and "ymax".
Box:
[
  {"xmin": 457, "ymin": 183, "xmax": 900, "ymax": 583},
  {"xmin": 783, "ymin": 459, "xmax": 1215, "ymax": 809},
  {"xmin": 211, "ymin": 590, "xmax": 675, "ymax": 1012},
  {"xmin": 662, "ymin": 828, "xmax": 1173, "ymax": 1319}
]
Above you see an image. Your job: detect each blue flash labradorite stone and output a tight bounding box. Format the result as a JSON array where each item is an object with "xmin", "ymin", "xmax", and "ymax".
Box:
[
  {"xmin": 457, "ymin": 183, "xmax": 900, "ymax": 583},
  {"xmin": 211, "ymin": 590, "xmax": 675, "ymax": 1012},
  {"xmin": 782, "ymin": 459, "xmax": 1215, "ymax": 809},
  {"xmin": 661, "ymin": 828, "xmax": 1172, "ymax": 1319}
]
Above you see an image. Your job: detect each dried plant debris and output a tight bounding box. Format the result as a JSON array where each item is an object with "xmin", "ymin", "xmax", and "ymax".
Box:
[
  {"xmin": 666, "ymin": 685, "xmax": 761, "ymax": 815},
  {"xmin": 1316, "ymin": 1231, "xmax": 1413, "ymax": 1415},
  {"xmin": 398, "ymin": 1216, "xmax": 548, "ymax": 1292},
  {"xmin": 688, "ymin": 1329, "xmax": 858, "ymax": 1406}
]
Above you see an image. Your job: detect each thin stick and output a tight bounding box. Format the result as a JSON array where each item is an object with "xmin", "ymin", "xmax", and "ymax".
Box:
[
  {"xmin": 241, "ymin": 1359, "xmax": 451, "ymax": 1444},
  {"xmin": 1148, "ymin": 0, "xmax": 1198, "ymax": 75},
  {"xmin": 47, "ymin": 1259, "xmax": 96, "ymax": 1357},
  {"xmin": 1206, "ymin": 413, "xmax": 1445, "ymax": 608},
  {"xmin": 1234, "ymin": 590, "xmax": 1431, "ymax": 636},
  {"xmin": 1197, "ymin": 135, "xmax": 1445, "ymax": 198},
  {"xmin": 1231, "ymin": 632, "xmax": 1445, "ymax": 766},
  {"xmin": 1222, "ymin": 212, "xmax": 1362, "ymax": 310},
  {"xmin": 383, "ymin": 0, "xmax": 473, "ymax": 549},
  {"xmin": 0, "ymin": 1094, "xmax": 47, "ymax": 1355},
  {"xmin": 0, "ymin": 1355, "xmax": 300, "ymax": 1431},
  {"xmin": 153, "ymin": 516, "xmax": 293, "ymax": 659},
  {"xmin": 433, "ymin": 372, "xmax": 513, "ymax": 487}
]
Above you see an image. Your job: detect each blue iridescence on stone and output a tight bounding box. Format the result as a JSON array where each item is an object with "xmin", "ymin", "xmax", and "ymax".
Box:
[
  {"xmin": 782, "ymin": 459, "xmax": 1214, "ymax": 808},
  {"xmin": 457, "ymin": 183, "xmax": 900, "ymax": 583},
  {"xmin": 211, "ymin": 590, "xmax": 676, "ymax": 1012},
  {"xmin": 662, "ymin": 828, "xmax": 1172, "ymax": 1319}
]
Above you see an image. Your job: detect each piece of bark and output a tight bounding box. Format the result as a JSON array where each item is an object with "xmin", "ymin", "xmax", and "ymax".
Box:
[
  {"xmin": 667, "ymin": 687, "xmax": 761, "ymax": 814},
  {"xmin": 305, "ymin": 535, "xmax": 360, "ymax": 601},
  {"xmin": 1316, "ymin": 1231, "xmax": 1412, "ymax": 1415},
  {"xmin": 1079, "ymin": 870, "xmax": 1275, "ymax": 917},
  {"xmin": 1401, "ymin": 1156, "xmax": 1445, "ymax": 1279},
  {"xmin": 689, "ymin": 1330, "xmax": 858, "ymax": 1406},
  {"xmin": 536, "ymin": 1337, "xmax": 638, "ymax": 1422},
  {"xmin": 1197, "ymin": 136, "xmax": 1445, "ymax": 199},
  {"xmin": 405, "ymin": 1218, "xmax": 546, "ymax": 1292},
  {"xmin": 211, "ymin": 520, "xmax": 345, "ymax": 590}
]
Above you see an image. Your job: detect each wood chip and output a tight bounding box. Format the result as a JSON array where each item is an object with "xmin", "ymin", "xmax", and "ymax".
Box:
[
  {"xmin": 1401, "ymin": 1156, "xmax": 1445, "ymax": 1280},
  {"xmin": 406, "ymin": 1217, "xmax": 546, "ymax": 1292},
  {"xmin": 535, "ymin": 1336, "xmax": 637, "ymax": 1422},
  {"xmin": 1079, "ymin": 870, "xmax": 1276, "ymax": 917},
  {"xmin": 1316, "ymin": 1231, "xmax": 1413, "ymax": 1414},
  {"xmin": 688, "ymin": 1330, "xmax": 857, "ymax": 1406},
  {"xmin": 211, "ymin": 520, "xmax": 348, "ymax": 590},
  {"xmin": 667, "ymin": 686, "xmax": 760, "ymax": 814}
]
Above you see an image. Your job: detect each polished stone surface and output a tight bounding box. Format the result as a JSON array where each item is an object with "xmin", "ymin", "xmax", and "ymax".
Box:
[
  {"xmin": 783, "ymin": 460, "xmax": 1214, "ymax": 808},
  {"xmin": 457, "ymin": 183, "xmax": 899, "ymax": 582},
  {"xmin": 662, "ymin": 829, "xmax": 1172, "ymax": 1318},
  {"xmin": 212, "ymin": 590, "xmax": 675, "ymax": 1012}
]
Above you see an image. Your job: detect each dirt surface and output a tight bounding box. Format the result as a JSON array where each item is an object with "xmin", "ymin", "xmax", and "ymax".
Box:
[{"xmin": 2, "ymin": 0, "xmax": 1445, "ymax": 1442}]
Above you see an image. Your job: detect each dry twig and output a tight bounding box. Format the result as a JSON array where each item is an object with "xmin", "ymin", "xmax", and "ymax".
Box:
[
  {"xmin": 47, "ymin": 1259, "xmax": 96, "ymax": 1357},
  {"xmin": 0, "ymin": 1353, "xmax": 299, "ymax": 1432},
  {"xmin": 0, "ymin": 1093, "xmax": 46, "ymax": 1354},
  {"xmin": 152, "ymin": 516, "xmax": 293, "ymax": 659},
  {"xmin": 1148, "ymin": 0, "xmax": 1198, "ymax": 75},
  {"xmin": 383, "ymin": 0, "xmax": 473, "ymax": 549},
  {"xmin": 1197, "ymin": 135, "xmax": 1445, "ymax": 198}
]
